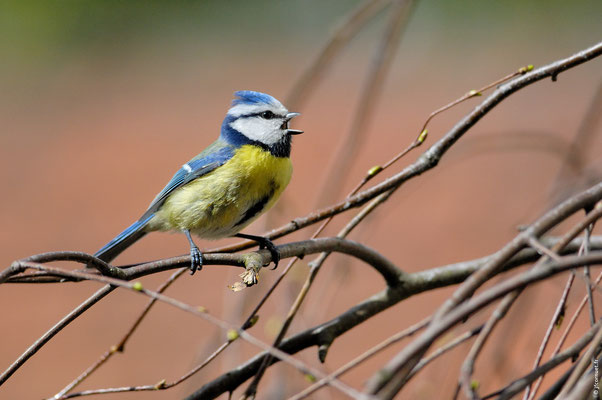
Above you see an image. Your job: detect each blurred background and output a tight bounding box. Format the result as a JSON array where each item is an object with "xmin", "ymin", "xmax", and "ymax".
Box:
[{"xmin": 1, "ymin": 1, "xmax": 602, "ymax": 399}]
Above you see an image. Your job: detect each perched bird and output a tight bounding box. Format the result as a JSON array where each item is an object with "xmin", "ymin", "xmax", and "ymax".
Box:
[{"xmin": 94, "ymin": 90, "xmax": 302, "ymax": 274}]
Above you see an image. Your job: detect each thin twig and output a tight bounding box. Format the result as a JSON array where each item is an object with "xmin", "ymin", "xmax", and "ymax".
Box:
[
  {"xmin": 187, "ymin": 42, "xmax": 602, "ymax": 268},
  {"xmin": 316, "ymin": 0, "xmax": 416, "ymax": 207},
  {"xmin": 367, "ymin": 252, "xmax": 602, "ymax": 399},
  {"xmin": 288, "ymin": 318, "xmax": 430, "ymax": 400},
  {"xmin": 583, "ymin": 222, "xmax": 596, "ymax": 325},
  {"xmin": 365, "ymin": 179, "xmax": 602, "ymax": 397},
  {"xmin": 524, "ymin": 204, "xmax": 602, "ymax": 400},
  {"xmin": 459, "ymin": 291, "xmax": 522, "ymax": 399},
  {"xmin": 9, "ymin": 262, "xmax": 367, "ymax": 400},
  {"xmin": 53, "ymin": 268, "xmax": 187, "ymax": 398},
  {"xmin": 480, "ymin": 320, "xmax": 602, "ymax": 400},
  {"xmin": 551, "ymin": 80, "xmax": 602, "ymax": 204},
  {"xmin": 185, "ymin": 238, "xmax": 602, "ymax": 399},
  {"xmin": 528, "ymin": 268, "xmax": 602, "ymax": 399},
  {"xmin": 1, "ymin": 237, "xmax": 403, "ymax": 390},
  {"xmin": 285, "ymin": 0, "xmax": 392, "ymax": 110},
  {"xmin": 0, "ymin": 285, "xmax": 115, "ymax": 386},
  {"xmin": 241, "ymin": 189, "xmax": 403, "ymax": 397},
  {"xmin": 52, "ymin": 342, "xmax": 228, "ymax": 399},
  {"xmin": 556, "ymin": 318, "xmax": 602, "ymax": 398},
  {"xmin": 463, "ymin": 203, "xmax": 602, "ymax": 400},
  {"xmin": 409, "ymin": 325, "xmax": 484, "ymax": 382},
  {"xmin": 522, "ymin": 273, "xmax": 575, "ymax": 400},
  {"xmin": 241, "ymin": 40, "xmax": 602, "ymax": 253},
  {"xmin": 526, "ymin": 236, "xmax": 562, "ymax": 262},
  {"xmin": 6, "ymin": 238, "xmax": 404, "ymax": 287},
  {"xmin": 417, "ymin": 64, "xmax": 534, "ymax": 139}
]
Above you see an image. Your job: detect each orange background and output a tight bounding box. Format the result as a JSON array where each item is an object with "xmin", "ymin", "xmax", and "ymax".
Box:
[{"xmin": 1, "ymin": 1, "xmax": 602, "ymax": 399}]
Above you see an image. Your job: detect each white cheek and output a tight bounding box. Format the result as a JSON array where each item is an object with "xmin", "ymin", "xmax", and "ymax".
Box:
[{"xmin": 230, "ymin": 118, "xmax": 283, "ymax": 145}]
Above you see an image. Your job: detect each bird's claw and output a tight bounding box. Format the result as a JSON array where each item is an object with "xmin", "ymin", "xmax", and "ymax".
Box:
[
  {"xmin": 259, "ymin": 238, "xmax": 280, "ymax": 270},
  {"xmin": 189, "ymin": 245, "xmax": 203, "ymax": 275},
  {"xmin": 235, "ymin": 233, "xmax": 280, "ymax": 270}
]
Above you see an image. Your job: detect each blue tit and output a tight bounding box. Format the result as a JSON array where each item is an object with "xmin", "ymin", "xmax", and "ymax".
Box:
[{"xmin": 94, "ymin": 90, "xmax": 302, "ymax": 274}]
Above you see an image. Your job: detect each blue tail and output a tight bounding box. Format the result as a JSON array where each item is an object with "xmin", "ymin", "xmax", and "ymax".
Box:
[{"xmin": 94, "ymin": 215, "xmax": 153, "ymax": 263}]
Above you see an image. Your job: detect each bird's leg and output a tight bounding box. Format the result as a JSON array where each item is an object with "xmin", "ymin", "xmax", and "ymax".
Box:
[
  {"xmin": 184, "ymin": 230, "xmax": 202, "ymax": 275},
  {"xmin": 235, "ymin": 233, "xmax": 280, "ymax": 269}
]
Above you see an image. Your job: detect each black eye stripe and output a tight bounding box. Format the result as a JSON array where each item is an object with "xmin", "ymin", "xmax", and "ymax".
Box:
[{"xmin": 239, "ymin": 111, "xmax": 283, "ymax": 119}]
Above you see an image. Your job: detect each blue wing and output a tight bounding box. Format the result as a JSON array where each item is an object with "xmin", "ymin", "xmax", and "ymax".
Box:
[
  {"xmin": 95, "ymin": 139, "xmax": 235, "ymax": 263},
  {"xmin": 94, "ymin": 215, "xmax": 153, "ymax": 262},
  {"xmin": 142, "ymin": 139, "xmax": 235, "ymax": 218}
]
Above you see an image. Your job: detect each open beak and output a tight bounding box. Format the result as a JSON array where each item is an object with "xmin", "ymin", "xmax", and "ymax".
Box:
[{"xmin": 285, "ymin": 112, "xmax": 303, "ymax": 135}]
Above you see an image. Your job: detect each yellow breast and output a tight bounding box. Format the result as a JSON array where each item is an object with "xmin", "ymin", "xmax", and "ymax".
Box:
[{"xmin": 148, "ymin": 145, "xmax": 292, "ymax": 239}]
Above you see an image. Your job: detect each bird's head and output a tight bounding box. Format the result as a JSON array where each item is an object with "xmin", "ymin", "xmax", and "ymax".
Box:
[{"xmin": 221, "ymin": 91, "xmax": 302, "ymax": 156}]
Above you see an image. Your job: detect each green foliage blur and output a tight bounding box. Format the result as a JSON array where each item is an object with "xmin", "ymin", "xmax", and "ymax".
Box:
[{"xmin": 2, "ymin": 0, "xmax": 600, "ymax": 76}]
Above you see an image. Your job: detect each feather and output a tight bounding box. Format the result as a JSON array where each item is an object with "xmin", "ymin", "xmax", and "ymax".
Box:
[
  {"xmin": 143, "ymin": 140, "xmax": 235, "ymax": 217},
  {"xmin": 95, "ymin": 139, "xmax": 235, "ymax": 263},
  {"xmin": 94, "ymin": 215, "xmax": 152, "ymax": 262}
]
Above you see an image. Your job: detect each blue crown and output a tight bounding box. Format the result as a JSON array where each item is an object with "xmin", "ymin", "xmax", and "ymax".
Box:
[{"xmin": 232, "ymin": 90, "xmax": 277, "ymax": 106}]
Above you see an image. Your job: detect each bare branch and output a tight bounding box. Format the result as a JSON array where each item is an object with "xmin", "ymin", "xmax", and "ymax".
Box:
[
  {"xmin": 52, "ymin": 268, "xmax": 187, "ymax": 398},
  {"xmin": 316, "ymin": 0, "xmax": 416, "ymax": 206},
  {"xmin": 366, "ymin": 250, "xmax": 602, "ymax": 398},
  {"xmin": 184, "ymin": 237, "xmax": 602, "ymax": 399},
  {"xmin": 285, "ymin": 0, "xmax": 392, "ymax": 110},
  {"xmin": 365, "ymin": 178, "xmax": 602, "ymax": 396},
  {"xmin": 254, "ymin": 41, "xmax": 602, "ymax": 246},
  {"xmin": 5, "ymin": 237, "xmax": 404, "ymax": 287},
  {"xmin": 0, "ymin": 285, "xmax": 115, "ymax": 386},
  {"xmin": 481, "ymin": 321, "xmax": 602, "ymax": 400}
]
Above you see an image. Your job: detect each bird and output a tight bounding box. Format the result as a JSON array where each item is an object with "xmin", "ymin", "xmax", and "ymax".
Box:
[{"xmin": 94, "ymin": 90, "xmax": 302, "ymax": 274}]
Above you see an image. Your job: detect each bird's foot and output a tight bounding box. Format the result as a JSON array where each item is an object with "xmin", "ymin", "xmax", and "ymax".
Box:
[
  {"xmin": 235, "ymin": 233, "xmax": 280, "ymax": 269},
  {"xmin": 184, "ymin": 230, "xmax": 203, "ymax": 275},
  {"xmin": 189, "ymin": 245, "xmax": 203, "ymax": 275},
  {"xmin": 257, "ymin": 238, "xmax": 280, "ymax": 270}
]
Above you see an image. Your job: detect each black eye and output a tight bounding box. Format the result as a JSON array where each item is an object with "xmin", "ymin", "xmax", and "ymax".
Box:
[{"xmin": 260, "ymin": 111, "xmax": 275, "ymax": 119}]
